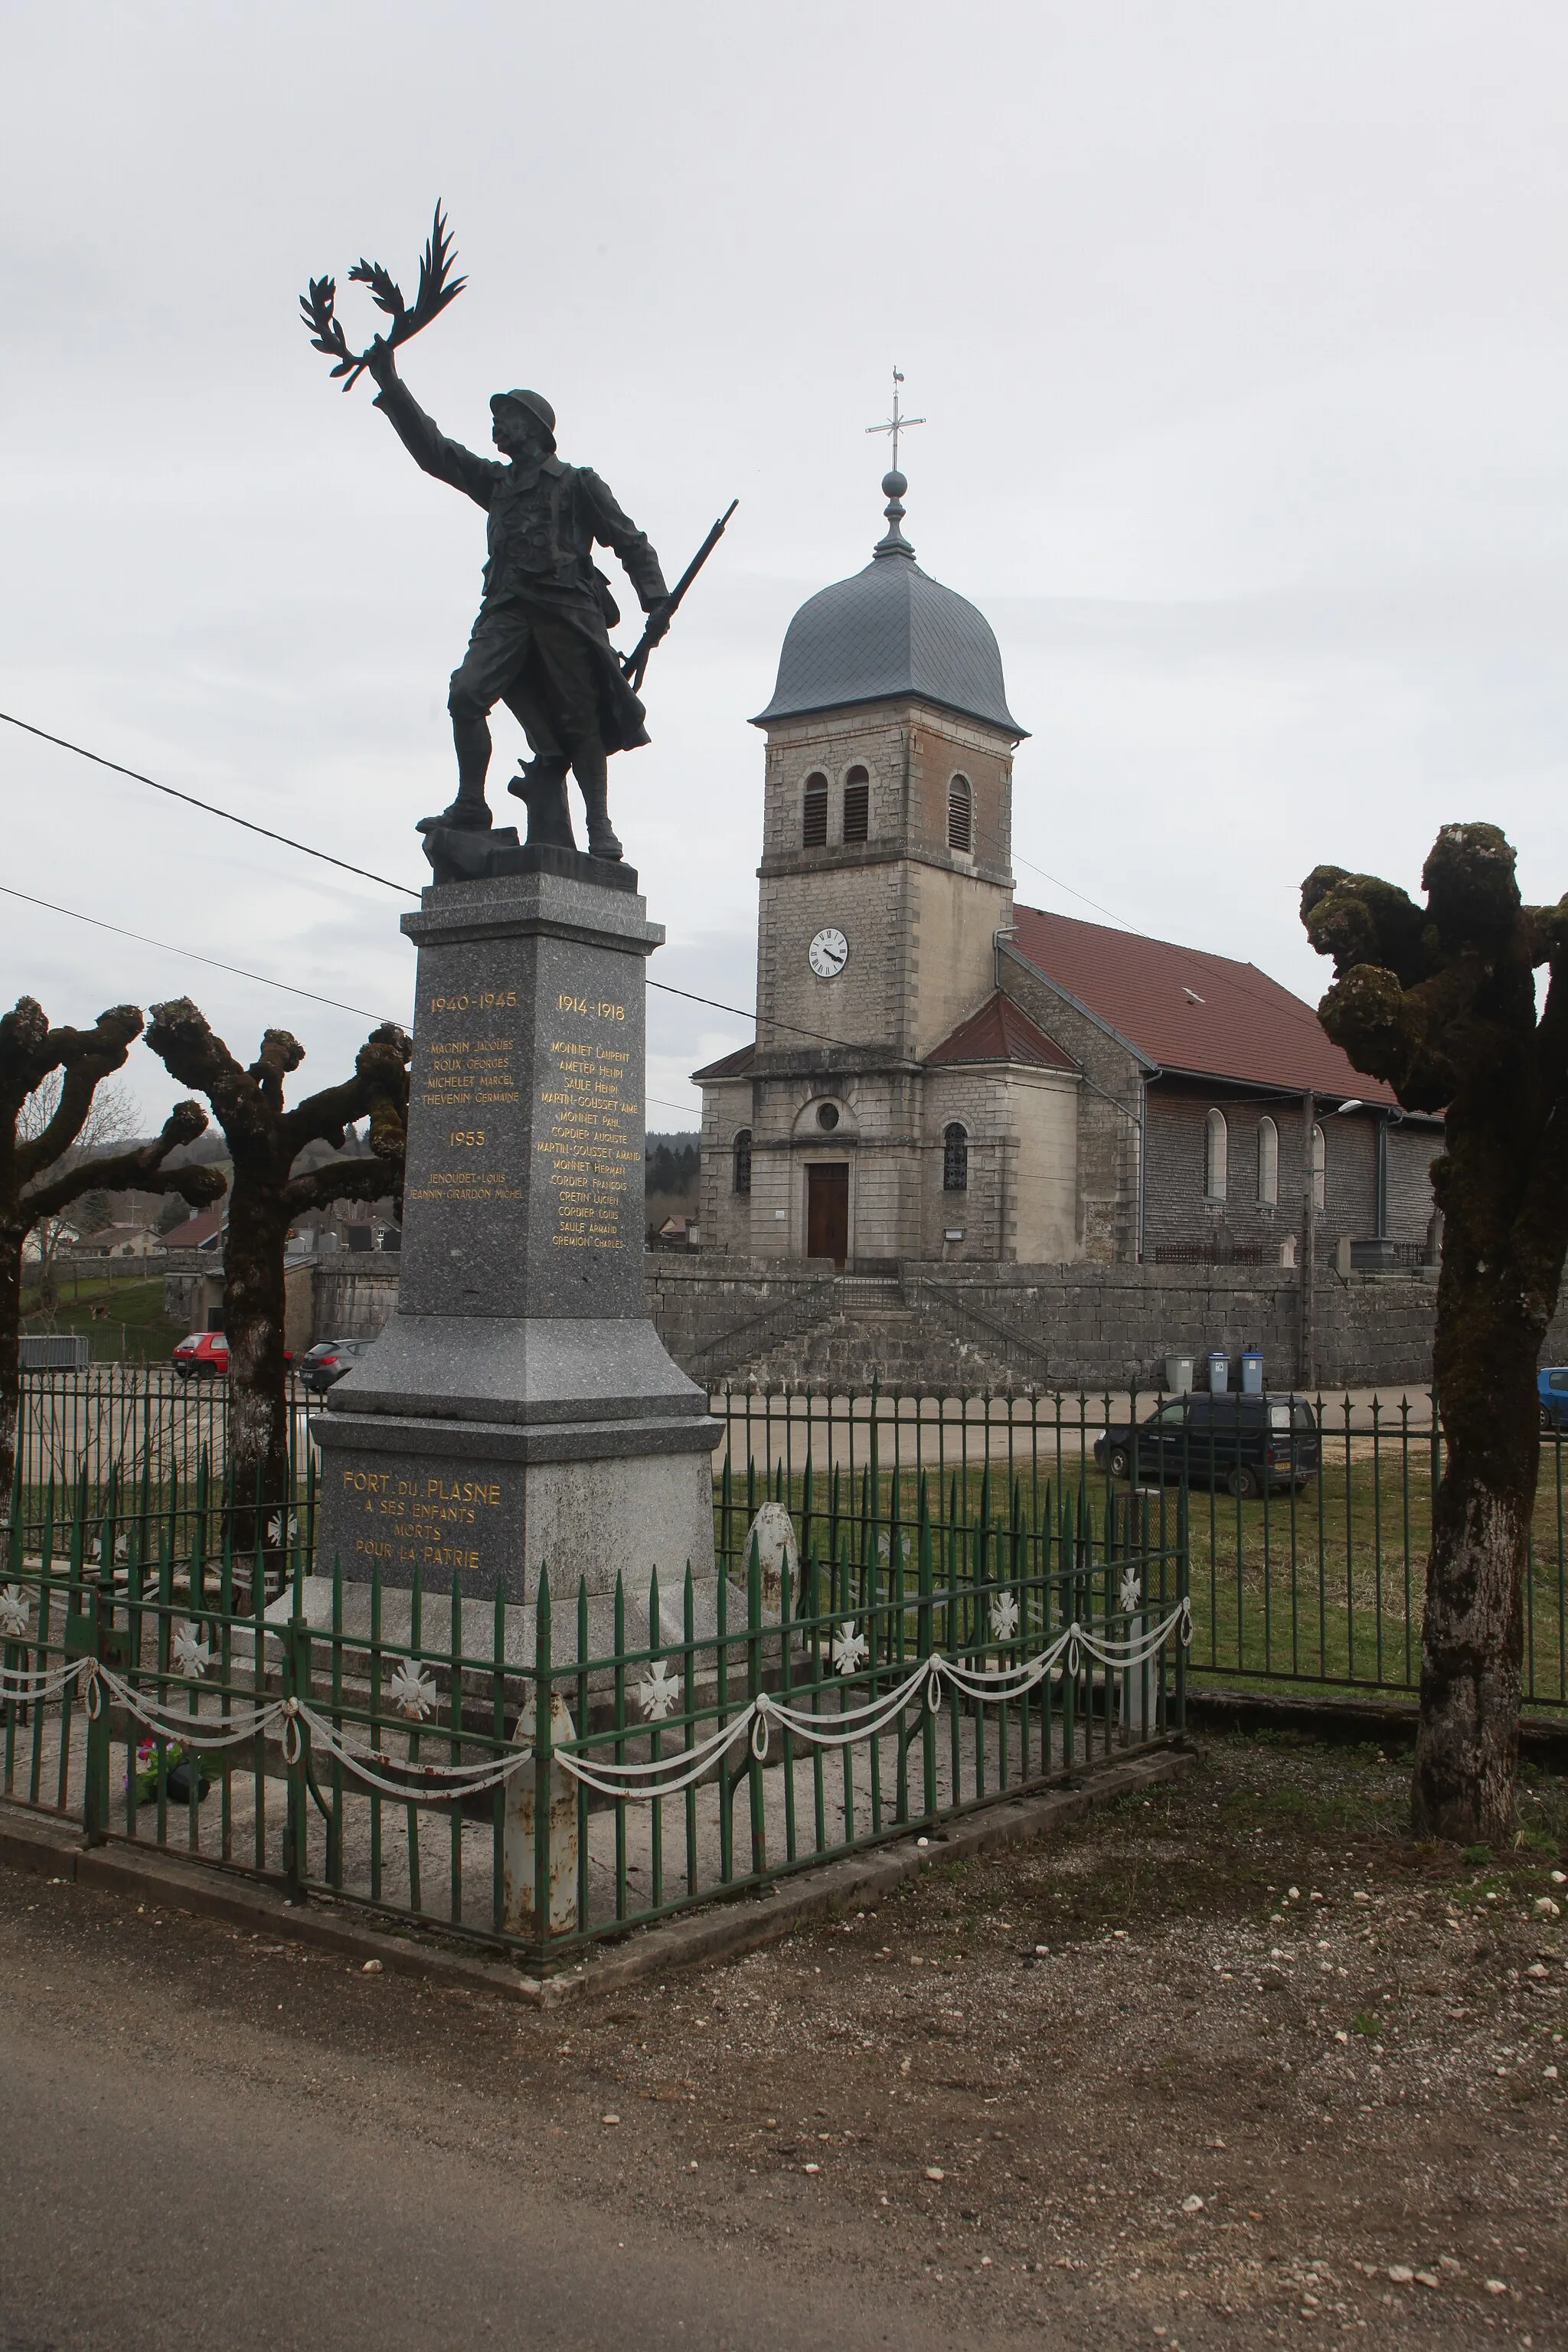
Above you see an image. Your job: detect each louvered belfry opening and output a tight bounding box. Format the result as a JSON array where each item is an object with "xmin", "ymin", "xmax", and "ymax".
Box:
[
  {"xmin": 802, "ymin": 773, "xmax": 828, "ymax": 847},
  {"xmin": 947, "ymin": 773, "xmax": 973, "ymax": 853},
  {"xmin": 842, "ymin": 766, "xmax": 870, "ymax": 843}
]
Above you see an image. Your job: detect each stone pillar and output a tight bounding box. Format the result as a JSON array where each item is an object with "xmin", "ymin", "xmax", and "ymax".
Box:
[{"xmin": 309, "ymin": 846, "xmax": 721, "ymax": 1648}]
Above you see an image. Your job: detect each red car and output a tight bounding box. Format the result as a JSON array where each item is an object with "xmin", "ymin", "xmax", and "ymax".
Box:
[
  {"xmin": 172, "ymin": 1331, "xmax": 228, "ymax": 1380},
  {"xmin": 172, "ymin": 1333, "xmax": 292, "ymax": 1380}
]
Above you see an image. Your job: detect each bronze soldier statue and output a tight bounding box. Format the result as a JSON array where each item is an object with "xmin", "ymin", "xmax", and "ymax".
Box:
[{"xmin": 364, "ymin": 339, "xmax": 669, "ymax": 861}]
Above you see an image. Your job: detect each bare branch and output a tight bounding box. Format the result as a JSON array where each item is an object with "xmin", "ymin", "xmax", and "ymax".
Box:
[{"xmin": 22, "ymin": 1101, "xmax": 224, "ymax": 1224}]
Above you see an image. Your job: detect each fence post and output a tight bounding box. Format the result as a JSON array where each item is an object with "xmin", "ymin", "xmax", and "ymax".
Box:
[
  {"xmin": 81, "ymin": 1577, "xmax": 114, "ymax": 1844},
  {"xmin": 533, "ymin": 1570, "xmax": 553, "ymax": 1947},
  {"xmin": 282, "ymin": 1614, "xmax": 310, "ymax": 1895}
]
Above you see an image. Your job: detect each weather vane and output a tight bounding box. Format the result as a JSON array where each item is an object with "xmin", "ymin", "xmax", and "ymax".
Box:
[{"xmin": 865, "ymin": 367, "xmax": 925, "ymax": 472}]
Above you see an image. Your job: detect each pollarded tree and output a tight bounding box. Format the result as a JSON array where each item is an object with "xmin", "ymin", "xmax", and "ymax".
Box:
[
  {"xmin": 0, "ymin": 999, "xmax": 225, "ymax": 1508},
  {"xmin": 144, "ymin": 1001, "xmax": 410, "ymax": 1540},
  {"xmin": 1302, "ymin": 823, "xmax": 1568, "ymax": 1844}
]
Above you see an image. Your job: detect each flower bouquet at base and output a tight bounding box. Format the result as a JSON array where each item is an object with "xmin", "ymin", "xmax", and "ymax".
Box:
[{"xmin": 127, "ymin": 1737, "xmax": 211, "ymax": 1805}]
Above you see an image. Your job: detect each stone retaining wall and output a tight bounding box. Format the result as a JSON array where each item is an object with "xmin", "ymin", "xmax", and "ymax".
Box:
[{"xmin": 646, "ymin": 1255, "xmax": 1568, "ymax": 1392}]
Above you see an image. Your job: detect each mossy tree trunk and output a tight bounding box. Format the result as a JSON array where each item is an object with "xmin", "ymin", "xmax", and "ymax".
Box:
[
  {"xmin": 0, "ymin": 998, "xmax": 224, "ymax": 1517},
  {"xmin": 145, "ymin": 1002, "xmax": 410, "ymax": 1567},
  {"xmin": 1302, "ymin": 824, "xmax": 1568, "ymax": 1844}
]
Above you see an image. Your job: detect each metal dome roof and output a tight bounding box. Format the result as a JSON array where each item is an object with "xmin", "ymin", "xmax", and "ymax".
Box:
[{"xmin": 751, "ymin": 474, "xmax": 1026, "ymax": 738}]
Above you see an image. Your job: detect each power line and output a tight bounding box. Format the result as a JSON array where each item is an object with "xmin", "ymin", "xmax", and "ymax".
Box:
[
  {"xmin": 5, "ymin": 702, "xmax": 1336, "ymax": 1064},
  {"xmin": 0, "ymin": 884, "xmax": 400, "ymax": 1026},
  {"xmin": 1011, "ymin": 846, "xmax": 1340, "ymax": 1049},
  {"xmin": 0, "ymin": 710, "xmax": 420, "ymax": 899}
]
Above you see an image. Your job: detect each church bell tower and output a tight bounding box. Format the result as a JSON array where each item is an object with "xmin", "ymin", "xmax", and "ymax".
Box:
[{"xmin": 697, "ymin": 414, "xmax": 1061, "ymax": 1269}]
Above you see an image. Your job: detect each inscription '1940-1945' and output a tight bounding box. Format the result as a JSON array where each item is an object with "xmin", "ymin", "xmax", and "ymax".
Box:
[{"xmin": 341, "ymin": 1465, "xmax": 504, "ymax": 1577}]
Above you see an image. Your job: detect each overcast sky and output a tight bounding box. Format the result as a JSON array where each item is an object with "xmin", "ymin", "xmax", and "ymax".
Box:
[{"xmin": 4, "ymin": 1, "xmax": 1566, "ymax": 1135}]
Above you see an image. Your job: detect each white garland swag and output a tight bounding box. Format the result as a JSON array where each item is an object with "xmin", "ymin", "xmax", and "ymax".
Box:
[{"xmin": 0, "ymin": 1598, "xmax": 1190, "ymax": 1808}]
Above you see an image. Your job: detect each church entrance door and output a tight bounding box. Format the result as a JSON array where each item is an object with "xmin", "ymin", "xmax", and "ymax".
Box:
[{"xmin": 806, "ymin": 1163, "xmax": 849, "ymax": 1267}]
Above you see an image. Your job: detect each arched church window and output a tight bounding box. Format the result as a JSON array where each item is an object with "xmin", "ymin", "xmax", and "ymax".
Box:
[
  {"xmin": 733, "ymin": 1129, "xmax": 752, "ymax": 1195},
  {"xmin": 1204, "ymin": 1108, "xmax": 1228, "ymax": 1202},
  {"xmin": 947, "ymin": 774, "xmax": 973, "ymax": 853},
  {"xmin": 842, "ymin": 766, "xmax": 870, "ymax": 844},
  {"xmin": 802, "ymin": 775, "xmax": 828, "ymax": 848},
  {"xmin": 1312, "ymin": 1122, "xmax": 1326, "ymax": 1211},
  {"xmin": 1256, "ymin": 1116, "xmax": 1279, "ymax": 1205},
  {"xmin": 942, "ymin": 1123, "xmax": 969, "ymax": 1192}
]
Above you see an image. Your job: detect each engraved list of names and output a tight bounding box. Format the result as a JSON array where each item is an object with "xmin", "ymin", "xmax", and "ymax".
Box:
[{"xmin": 535, "ymin": 989, "xmax": 641, "ymax": 1247}]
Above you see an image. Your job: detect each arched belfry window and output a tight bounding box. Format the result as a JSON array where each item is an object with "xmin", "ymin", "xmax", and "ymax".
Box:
[
  {"xmin": 733, "ymin": 1129, "xmax": 753, "ymax": 1195},
  {"xmin": 802, "ymin": 774, "xmax": 828, "ymax": 848},
  {"xmin": 947, "ymin": 774, "xmax": 973, "ymax": 853},
  {"xmin": 1204, "ymin": 1108, "xmax": 1228, "ymax": 1202},
  {"xmin": 842, "ymin": 766, "xmax": 870, "ymax": 844},
  {"xmin": 942, "ymin": 1123, "xmax": 969, "ymax": 1192},
  {"xmin": 1256, "ymin": 1116, "xmax": 1279, "ymax": 1205},
  {"xmin": 1312, "ymin": 1122, "xmax": 1326, "ymax": 1211}
]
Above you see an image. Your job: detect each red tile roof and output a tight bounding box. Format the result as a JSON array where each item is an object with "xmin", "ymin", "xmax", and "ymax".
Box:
[
  {"xmin": 165, "ymin": 1205, "xmax": 226, "ymax": 1250},
  {"xmin": 926, "ymin": 991, "xmax": 1079, "ymax": 1072},
  {"xmin": 1010, "ymin": 906, "xmax": 1398, "ymax": 1104}
]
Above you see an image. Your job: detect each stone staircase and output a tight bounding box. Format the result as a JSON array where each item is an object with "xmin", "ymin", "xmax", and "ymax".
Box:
[{"xmin": 743, "ymin": 1273, "xmax": 1044, "ymax": 1394}]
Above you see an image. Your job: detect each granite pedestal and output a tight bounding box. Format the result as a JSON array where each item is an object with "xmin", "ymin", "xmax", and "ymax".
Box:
[{"xmin": 309, "ymin": 846, "xmax": 721, "ymax": 1643}]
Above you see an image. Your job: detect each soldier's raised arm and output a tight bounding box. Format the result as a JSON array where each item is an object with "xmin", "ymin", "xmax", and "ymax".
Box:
[{"xmin": 365, "ymin": 341, "xmax": 499, "ymax": 510}]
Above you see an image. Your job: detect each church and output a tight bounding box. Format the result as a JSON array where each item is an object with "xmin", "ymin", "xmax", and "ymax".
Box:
[{"xmin": 693, "ymin": 458, "xmax": 1442, "ymax": 1277}]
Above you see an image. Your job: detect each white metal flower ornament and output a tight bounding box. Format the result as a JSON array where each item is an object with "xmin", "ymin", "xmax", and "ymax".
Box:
[
  {"xmin": 389, "ymin": 1662, "xmax": 438, "ymax": 1720},
  {"xmin": 988, "ymin": 1592, "xmax": 1020, "ymax": 1642},
  {"xmin": 266, "ymin": 1512, "xmax": 299, "ymax": 1549},
  {"xmin": 0, "ymin": 1585, "xmax": 31, "ymax": 1641},
  {"xmin": 831, "ymin": 1622, "xmax": 869, "ymax": 1676},
  {"xmin": 171, "ymin": 1622, "xmax": 212, "ymax": 1678},
  {"xmin": 639, "ymin": 1660, "xmax": 681, "ymax": 1722},
  {"xmin": 1119, "ymin": 1570, "xmax": 1143, "ymax": 1615}
]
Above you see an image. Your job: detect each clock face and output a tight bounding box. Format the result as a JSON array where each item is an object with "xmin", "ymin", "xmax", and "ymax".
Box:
[{"xmin": 808, "ymin": 926, "xmax": 849, "ymax": 978}]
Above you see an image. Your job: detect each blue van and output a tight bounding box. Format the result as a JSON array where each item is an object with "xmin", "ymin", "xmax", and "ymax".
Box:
[{"xmin": 1540, "ymin": 1368, "xmax": 1568, "ymax": 1432}]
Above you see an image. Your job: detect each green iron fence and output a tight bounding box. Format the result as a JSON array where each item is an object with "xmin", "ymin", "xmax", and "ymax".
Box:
[
  {"xmin": 0, "ymin": 1469, "xmax": 1184, "ymax": 1965},
  {"xmin": 8, "ymin": 1368, "xmax": 1568, "ymax": 1712},
  {"xmin": 709, "ymin": 1383, "xmax": 1568, "ymax": 1711}
]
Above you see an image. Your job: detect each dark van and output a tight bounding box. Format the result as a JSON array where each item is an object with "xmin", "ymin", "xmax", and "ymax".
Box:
[{"xmin": 1093, "ymin": 1393, "xmax": 1320, "ymax": 1499}]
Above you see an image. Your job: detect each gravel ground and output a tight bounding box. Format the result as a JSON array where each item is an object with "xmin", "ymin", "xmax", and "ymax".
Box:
[{"xmin": 2, "ymin": 1730, "xmax": 1565, "ymax": 2349}]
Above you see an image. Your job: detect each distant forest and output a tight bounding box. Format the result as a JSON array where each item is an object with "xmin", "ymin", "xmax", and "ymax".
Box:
[{"xmin": 645, "ymin": 1132, "xmax": 699, "ymax": 1197}]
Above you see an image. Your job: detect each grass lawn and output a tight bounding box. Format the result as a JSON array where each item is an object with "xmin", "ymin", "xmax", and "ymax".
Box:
[{"xmin": 20, "ymin": 1274, "xmax": 187, "ymax": 1365}]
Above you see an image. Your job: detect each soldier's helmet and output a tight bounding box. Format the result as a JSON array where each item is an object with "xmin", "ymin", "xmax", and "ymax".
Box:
[{"xmin": 490, "ymin": 389, "xmax": 557, "ymax": 449}]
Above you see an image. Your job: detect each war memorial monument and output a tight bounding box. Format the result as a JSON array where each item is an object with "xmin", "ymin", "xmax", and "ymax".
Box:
[{"xmin": 298, "ymin": 208, "xmax": 728, "ymax": 1643}]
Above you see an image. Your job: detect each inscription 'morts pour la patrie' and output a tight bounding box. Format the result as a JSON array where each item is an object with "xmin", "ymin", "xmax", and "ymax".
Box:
[{"xmin": 342, "ymin": 1463, "xmax": 502, "ymax": 1579}]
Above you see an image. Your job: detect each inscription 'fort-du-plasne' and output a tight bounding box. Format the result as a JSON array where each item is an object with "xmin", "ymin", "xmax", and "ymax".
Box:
[{"xmin": 340, "ymin": 1464, "xmax": 504, "ymax": 1578}]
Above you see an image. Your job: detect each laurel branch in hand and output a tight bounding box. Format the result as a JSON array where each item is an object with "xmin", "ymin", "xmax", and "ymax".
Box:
[{"xmin": 298, "ymin": 202, "xmax": 466, "ymax": 391}]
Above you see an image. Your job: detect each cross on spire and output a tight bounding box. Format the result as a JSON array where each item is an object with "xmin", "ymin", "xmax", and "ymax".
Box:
[{"xmin": 865, "ymin": 368, "xmax": 925, "ymax": 473}]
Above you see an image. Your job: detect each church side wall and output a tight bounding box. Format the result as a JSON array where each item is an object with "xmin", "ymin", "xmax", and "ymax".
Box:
[
  {"xmin": 1142, "ymin": 1088, "xmax": 1439, "ymax": 1259},
  {"xmin": 996, "ymin": 952, "xmax": 1141, "ymax": 1263},
  {"xmin": 1006, "ymin": 1073, "xmax": 1081, "ymax": 1264}
]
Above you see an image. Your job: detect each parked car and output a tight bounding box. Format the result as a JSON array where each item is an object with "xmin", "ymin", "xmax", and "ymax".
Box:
[
  {"xmin": 172, "ymin": 1331, "xmax": 228, "ymax": 1380},
  {"xmin": 1540, "ymin": 1367, "xmax": 1568, "ymax": 1432},
  {"xmin": 1093, "ymin": 1392, "xmax": 1321, "ymax": 1498},
  {"xmin": 171, "ymin": 1332, "xmax": 294, "ymax": 1380},
  {"xmin": 300, "ymin": 1338, "xmax": 373, "ymax": 1393}
]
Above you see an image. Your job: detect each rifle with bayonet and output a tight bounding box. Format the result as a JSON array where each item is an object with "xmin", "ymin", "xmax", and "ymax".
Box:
[{"xmin": 622, "ymin": 499, "xmax": 739, "ymax": 691}]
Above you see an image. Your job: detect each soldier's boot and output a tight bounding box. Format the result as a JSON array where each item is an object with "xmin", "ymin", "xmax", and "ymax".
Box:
[
  {"xmin": 572, "ymin": 746, "xmax": 623, "ymax": 862},
  {"xmin": 506, "ymin": 756, "xmax": 577, "ymax": 850},
  {"xmin": 418, "ymin": 717, "xmax": 495, "ymax": 835}
]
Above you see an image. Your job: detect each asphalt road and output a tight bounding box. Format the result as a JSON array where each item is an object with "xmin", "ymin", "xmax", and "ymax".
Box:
[{"xmin": 0, "ymin": 1877, "xmax": 1037, "ymax": 2352}]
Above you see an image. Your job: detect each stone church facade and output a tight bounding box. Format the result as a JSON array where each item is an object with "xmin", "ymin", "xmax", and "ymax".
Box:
[{"xmin": 694, "ymin": 466, "xmax": 1442, "ymax": 1283}]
